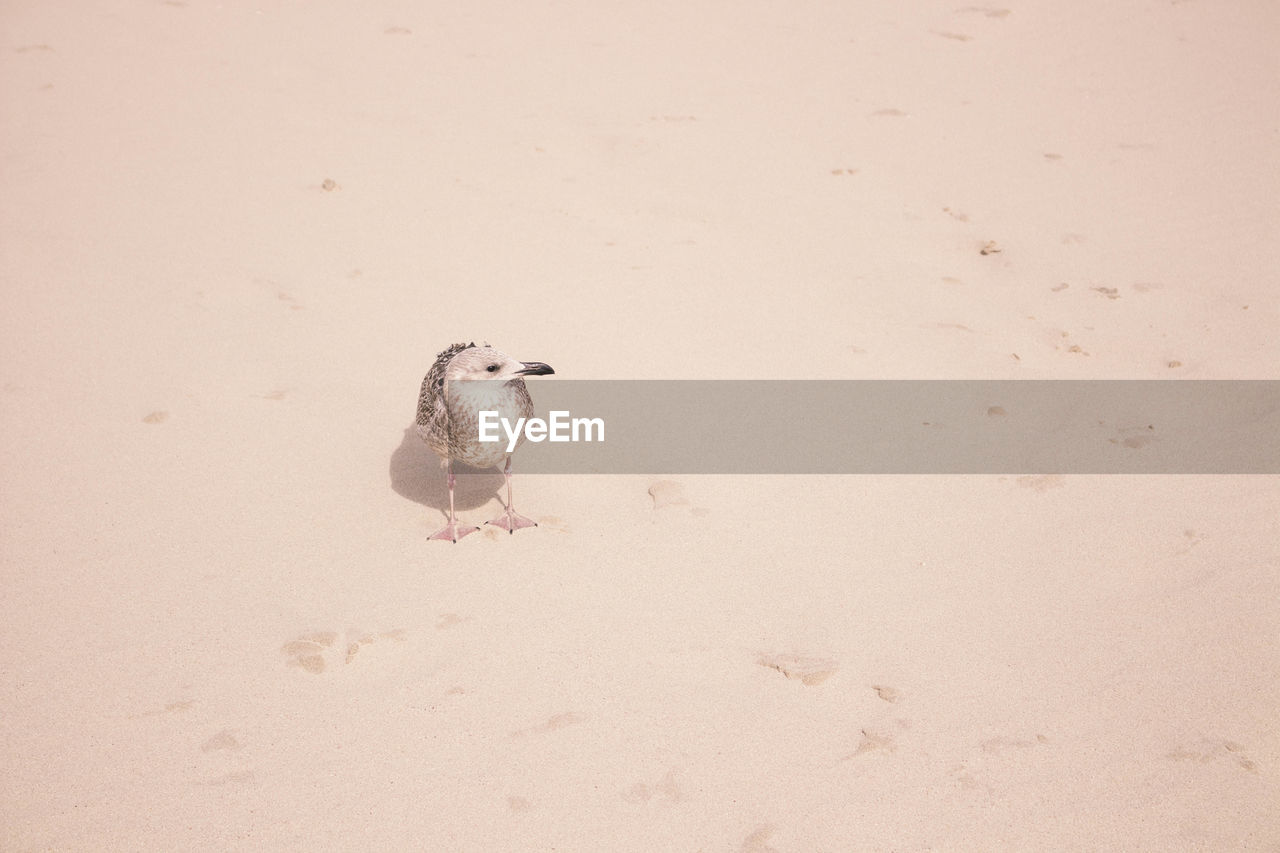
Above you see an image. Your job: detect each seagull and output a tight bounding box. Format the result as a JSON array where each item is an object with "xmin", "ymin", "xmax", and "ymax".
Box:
[{"xmin": 415, "ymin": 342, "xmax": 554, "ymax": 542}]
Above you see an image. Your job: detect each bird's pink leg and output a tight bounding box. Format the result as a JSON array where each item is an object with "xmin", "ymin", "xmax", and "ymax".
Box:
[
  {"xmin": 487, "ymin": 456, "xmax": 538, "ymax": 534},
  {"xmin": 430, "ymin": 460, "xmax": 479, "ymax": 543}
]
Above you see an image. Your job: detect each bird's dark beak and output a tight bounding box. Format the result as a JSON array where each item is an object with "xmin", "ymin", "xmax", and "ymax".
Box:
[{"xmin": 515, "ymin": 362, "xmax": 555, "ymax": 376}]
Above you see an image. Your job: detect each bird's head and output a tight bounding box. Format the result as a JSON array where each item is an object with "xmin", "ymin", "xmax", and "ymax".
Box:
[{"xmin": 445, "ymin": 345, "xmax": 555, "ymax": 383}]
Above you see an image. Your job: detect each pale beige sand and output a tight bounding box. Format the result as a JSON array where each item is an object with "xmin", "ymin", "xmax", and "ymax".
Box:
[{"xmin": 2, "ymin": 1, "xmax": 1278, "ymax": 850}]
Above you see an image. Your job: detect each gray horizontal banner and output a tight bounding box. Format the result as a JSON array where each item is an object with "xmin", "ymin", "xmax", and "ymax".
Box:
[{"xmin": 447, "ymin": 381, "xmax": 1279, "ymax": 474}]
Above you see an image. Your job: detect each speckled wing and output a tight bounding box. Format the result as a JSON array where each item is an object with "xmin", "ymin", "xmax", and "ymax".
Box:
[
  {"xmin": 512, "ymin": 378, "xmax": 535, "ymax": 424},
  {"xmin": 415, "ymin": 342, "xmax": 474, "ymax": 458}
]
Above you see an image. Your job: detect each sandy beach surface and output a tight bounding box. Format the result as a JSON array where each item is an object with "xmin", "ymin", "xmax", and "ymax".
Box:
[{"xmin": 2, "ymin": 1, "xmax": 1277, "ymax": 850}]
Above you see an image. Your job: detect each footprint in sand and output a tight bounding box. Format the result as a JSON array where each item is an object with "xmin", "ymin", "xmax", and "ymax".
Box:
[
  {"xmin": 959, "ymin": 7, "xmax": 1012, "ymax": 18},
  {"xmin": 757, "ymin": 653, "xmax": 839, "ymax": 686},
  {"xmin": 435, "ymin": 613, "xmax": 472, "ymax": 630},
  {"xmin": 1015, "ymin": 474, "xmax": 1065, "ymax": 492},
  {"xmin": 621, "ymin": 769, "xmax": 683, "ymax": 805},
  {"xmin": 741, "ymin": 824, "xmax": 781, "ymax": 853},
  {"xmin": 276, "ymin": 291, "xmax": 304, "ymax": 311},
  {"xmin": 344, "ymin": 628, "xmax": 406, "ymax": 664},
  {"xmin": 950, "ymin": 764, "xmax": 989, "ymax": 793},
  {"xmin": 981, "ymin": 734, "xmax": 1047, "ymax": 754},
  {"xmin": 648, "ymin": 480, "xmax": 710, "ymax": 517},
  {"xmin": 1108, "ymin": 423, "xmax": 1157, "ymax": 450},
  {"xmin": 281, "ymin": 628, "xmax": 406, "ymax": 673},
  {"xmin": 537, "ymin": 515, "xmax": 570, "ymax": 533},
  {"xmin": 130, "ymin": 699, "xmax": 194, "ymax": 719},
  {"xmin": 510, "ymin": 711, "xmax": 585, "ymax": 739},
  {"xmin": 201, "ymin": 729, "xmax": 242, "ymax": 752},
  {"xmin": 872, "ymin": 684, "xmax": 902, "ymax": 703},
  {"xmin": 282, "ymin": 631, "xmax": 337, "ymax": 674},
  {"xmin": 1166, "ymin": 738, "xmax": 1259, "ymax": 773},
  {"xmin": 843, "ymin": 728, "xmax": 897, "ymax": 759},
  {"xmin": 197, "ymin": 729, "xmax": 250, "ymax": 787},
  {"xmin": 1175, "ymin": 528, "xmax": 1204, "ymax": 555},
  {"xmin": 649, "ymin": 480, "xmax": 688, "ymax": 509}
]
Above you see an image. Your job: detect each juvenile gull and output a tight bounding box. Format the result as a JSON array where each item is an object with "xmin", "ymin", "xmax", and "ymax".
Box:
[{"xmin": 416, "ymin": 342, "xmax": 554, "ymax": 542}]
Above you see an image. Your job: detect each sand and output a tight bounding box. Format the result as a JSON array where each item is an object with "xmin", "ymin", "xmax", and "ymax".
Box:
[{"xmin": 2, "ymin": 0, "xmax": 1277, "ymax": 849}]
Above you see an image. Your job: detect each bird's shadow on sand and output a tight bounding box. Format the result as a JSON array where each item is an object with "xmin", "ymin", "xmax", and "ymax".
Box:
[{"xmin": 389, "ymin": 426, "xmax": 505, "ymax": 521}]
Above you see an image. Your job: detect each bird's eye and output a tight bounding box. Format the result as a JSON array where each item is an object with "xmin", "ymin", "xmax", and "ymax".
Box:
[{"xmin": 486, "ymin": 364, "xmax": 499, "ymax": 372}]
